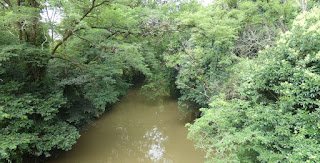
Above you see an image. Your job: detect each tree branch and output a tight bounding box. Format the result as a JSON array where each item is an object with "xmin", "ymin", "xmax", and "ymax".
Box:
[
  {"xmin": 80, "ymin": 0, "xmax": 109, "ymax": 21},
  {"xmin": 91, "ymin": 26, "xmax": 113, "ymax": 32},
  {"xmin": 279, "ymin": 19, "xmax": 288, "ymax": 33},
  {"xmin": 91, "ymin": 26, "xmax": 132, "ymax": 39},
  {"xmin": 52, "ymin": 30, "xmax": 74, "ymax": 54},
  {"xmin": 301, "ymin": 0, "xmax": 307, "ymax": 13},
  {"xmin": 79, "ymin": 0, "xmax": 96, "ymax": 22},
  {"xmin": 0, "ymin": 1, "xmax": 8, "ymax": 9},
  {"xmin": 51, "ymin": 0, "xmax": 110, "ymax": 55},
  {"xmin": 3, "ymin": 0, "xmax": 11, "ymax": 7}
]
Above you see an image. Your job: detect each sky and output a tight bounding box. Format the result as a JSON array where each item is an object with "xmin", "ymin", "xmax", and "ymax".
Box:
[{"xmin": 198, "ymin": 0, "xmax": 214, "ymax": 5}]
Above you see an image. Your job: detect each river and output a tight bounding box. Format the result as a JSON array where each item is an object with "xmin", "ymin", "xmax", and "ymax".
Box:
[{"xmin": 49, "ymin": 88, "xmax": 205, "ymax": 163}]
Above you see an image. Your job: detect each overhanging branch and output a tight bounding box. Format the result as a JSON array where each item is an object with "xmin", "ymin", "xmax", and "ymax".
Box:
[{"xmin": 51, "ymin": 0, "xmax": 110, "ymax": 55}]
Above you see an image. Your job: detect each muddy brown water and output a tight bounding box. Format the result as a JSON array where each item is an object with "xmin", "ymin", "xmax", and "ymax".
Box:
[{"xmin": 49, "ymin": 88, "xmax": 205, "ymax": 163}]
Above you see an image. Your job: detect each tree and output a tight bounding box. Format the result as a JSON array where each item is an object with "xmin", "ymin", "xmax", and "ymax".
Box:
[
  {"xmin": 0, "ymin": 0, "xmax": 171, "ymax": 161},
  {"xmin": 187, "ymin": 7, "xmax": 320, "ymax": 162}
]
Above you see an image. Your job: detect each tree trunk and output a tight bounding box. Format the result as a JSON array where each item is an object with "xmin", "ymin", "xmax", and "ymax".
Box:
[
  {"xmin": 31, "ymin": 0, "xmax": 38, "ymax": 45},
  {"xmin": 279, "ymin": 0, "xmax": 288, "ymax": 33},
  {"xmin": 279, "ymin": 19, "xmax": 288, "ymax": 33},
  {"xmin": 301, "ymin": 0, "xmax": 307, "ymax": 13},
  {"xmin": 17, "ymin": 0, "xmax": 23, "ymax": 40}
]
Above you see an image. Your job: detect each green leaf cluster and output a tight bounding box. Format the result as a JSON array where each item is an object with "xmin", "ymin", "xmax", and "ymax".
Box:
[{"xmin": 187, "ymin": 7, "xmax": 320, "ymax": 162}]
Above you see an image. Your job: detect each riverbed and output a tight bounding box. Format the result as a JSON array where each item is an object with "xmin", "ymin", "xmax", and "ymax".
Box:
[{"xmin": 49, "ymin": 88, "xmax": 205, "ymax": 163}]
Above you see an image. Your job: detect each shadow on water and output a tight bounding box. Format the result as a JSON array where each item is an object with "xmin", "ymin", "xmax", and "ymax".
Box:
[{"xmin": 49, "ymin": 87, "xmax": 205, "ymax": 163}]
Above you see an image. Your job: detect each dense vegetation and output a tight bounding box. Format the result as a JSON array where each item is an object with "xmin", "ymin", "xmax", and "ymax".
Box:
[
  {"xmin": 0, "ymin": 0, "xmax": 319, "ymax": 162},
  {"xmin": 186, "ymin": 2, "xmax": 320, "ymax": 163}
]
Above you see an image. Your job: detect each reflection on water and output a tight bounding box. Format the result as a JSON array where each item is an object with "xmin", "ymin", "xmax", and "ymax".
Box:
[
  {"xmin": 143, "ymin": 126, "xmax": 168, "ymax": 162},
  {"xmin": 49, "ymin": 88, "xmax": 205, "ymax": 163}
]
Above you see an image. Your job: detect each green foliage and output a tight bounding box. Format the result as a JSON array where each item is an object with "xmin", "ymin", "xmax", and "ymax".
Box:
[
  {"xmin": 233, "ymin": 0, "xmax": 299, "ymax": 57},
  {"xmin": 0, "ymin": 89, "xmax": 80, "ymax": 161},
  {"xmin": 0, "ymin": 0, "xmax": 174, "ymax": 161},
  {"xmin": 187, "ymin": 7, "xmax": 320, "ymax": 162},
  {"xmin": 163, "ymin": 0, "xmax": 300, "ymax": 116},
  {"xmin": 163, "ymin": 2, "xmax": 242, "ymax": 113},
  {"xmin": 2, "ymin": 0, "xmax": 320, "ymax": 162}
]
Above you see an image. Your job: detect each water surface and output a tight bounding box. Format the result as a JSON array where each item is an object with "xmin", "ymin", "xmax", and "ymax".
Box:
[{"xmin": 50, "ymin": 88, "xmax": 205, "ymax": 163}]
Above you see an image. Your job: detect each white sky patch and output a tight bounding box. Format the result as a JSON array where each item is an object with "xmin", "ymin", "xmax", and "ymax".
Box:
[
  {"xmin": 198, "ymin": 0, "xmax": 214, "ymax": 5},
  {"xmin": 40, "ymin": 2, "xmax": 62, "ymax": 40}
]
